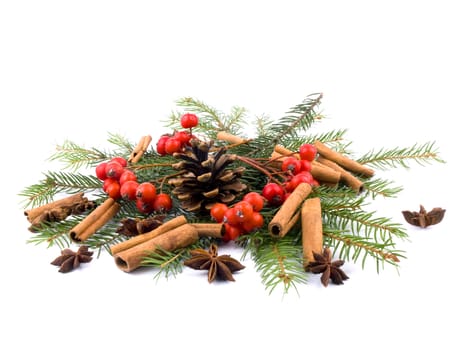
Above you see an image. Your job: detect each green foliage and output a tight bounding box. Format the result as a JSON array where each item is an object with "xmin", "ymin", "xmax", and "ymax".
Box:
[
  {"xmin": 19, "ymin": 171, "xmax": 103, "ymax": 208},
  {"xmin": 357, "ymin": 141, "xmax": 445, "ymax": 169},
  {"xmin": 171, "ymin": 97, "xmax": 249, "ymax": 140},
  {"xmin": 19, "ymin": 93, "xmax": 445, "ymax": 295},
  {"xmin": 363, "ymin": 178, "xmax": 403, "ymax": 199},
  {"xmin": 242, "ymin": 230, "xmax": 308, "ymax": 295},
  {"xmin": 245, "ymin": 93, "xmax": 323, "ymax": 158},
  {"xmin": 323, "ymin": 228, "xmax": 404, "ymax": 272}
]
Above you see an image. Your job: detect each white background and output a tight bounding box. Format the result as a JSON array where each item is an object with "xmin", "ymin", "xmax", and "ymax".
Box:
[{"xmin": 1, "ymin": 1, "xmax": 465, "ymax": 349}]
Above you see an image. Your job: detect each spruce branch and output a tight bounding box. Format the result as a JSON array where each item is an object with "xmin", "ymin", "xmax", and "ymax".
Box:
[
  {"xmin": 357, "ymin": 141, "xmax": 445, "ymax": 170},
  {"xmin": 324, "ymin": 229, "xmax": 404, "ymax": 272},
  {"xmin": 269, "ymin": 92, "xmax": 323, "ymax": 145},
  {"xmin": 312, "ymin": 129, "xmax": 348, "ymax": 145},
  {"xmin": 226, "ymin": 105, "xmax": 248, "ymax": 131},
  {"xmin": 49, "ymin": 140, "xmax": 108, "ymax": 170},
  {"xmin": 245, "ymin": 232, "xmax": 308, "ymax": 295},
  {"xmin": 26, "ymin": 217, "xmax": 77, "ymax": 249},
  {"xmin": 106, "ymin": 132, "xmax": 134, "ymax": 154},
  {"xmin": 255, "ymin": 114, "xmax": 274, "ymax": 138},
  {"xmin": 363, "ymin": 178, "xmax": 403, "ymax": 199},
  {"xmin": 322, "ymin": 200, "xmax": 408, "ymax": 242},
  {"xmin": 19, "ymin": 171, "xmax": 102, "ymax": 209},
  {"xmin": 177, "ymin": 97, "xmax": 226, "ymax": 129}
]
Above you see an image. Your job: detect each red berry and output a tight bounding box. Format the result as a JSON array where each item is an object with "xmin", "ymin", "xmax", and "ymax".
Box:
[
  {"xmin": 281, "ymin": 156, "xmax": 302, "ymax": 175},
  {"xmin": 173, "ymin": 131, "xmax": 191, "ymax": 146},
  {"xmin": 136, "ymin": 198, "xmax": 154, "ymax": 214},
  {"xmin": 262, "ymin": 183, "xmax": 285, "ymax": 206},
  {"xmin": 136, "ymin": 182, "xmax": 157, "ymax": 203},
  {"xmin": 103, "ymin": 178, "xmax": 118, "ymax": 192},
  {"xmin": 111, "ymin": 156, "xmax": 128, "ymax": 168},
  {"xmin": 105, "ymin": 181, "xmax": 121, "ymax": 200},
  {"xmin": 242, "ymin": 192, "xmax": 264, "ymax": 212},
  {"xmin": 95, "ymin": 162, "xmax": 108, "ymax": 181},
  {"xmin": 164, "ymin": 137, "xmax": 182, "ymax": 155},
  {"xmin": 222, "ymin": 223, "xmax": 243, "ymax": 242},
  {"xmin": 156, "ymin": 135, "xmax": 170, "ymax": 156},
  {"xmin": 233, "ymin": 201, "xmax": 254, "ymax": 223},
  {"xmin": 180, "ymin": 113, "xmax": 199, "ymax": 129},
  {"xmin": 120, "ymin": 180, "xmax": 139, "ymax": 200},
  {"xmin": 286, "ymin": 171, "xmax": 314, "ymax": 192},
  {"xmin": 105, "ymin": 161, "xmax": 124, "ymax": 180},
  {"xmin": 210, "ymin": 203, "xmax": 229, "ymax": 223},
  {"xmin": 242, "ymin": 212, "xmax": 264, "ymax": 233},
  {"xmin": 300, "ymin": 159, "xmax": 312, "ymax": 172},
  {"xmin": 119, "ymin": 170, "xmax": 137, "ymax": 184},
  {"xmin": 223, "ymin": 207, "xmax": 241, "ymax": 226},
  {"xmin": 299, "ymin": 143, "xmax": 317, "ymax": 161},
  {"xmin": 153, "ymin": 193, "xmax": 173, "ymax": 212}
]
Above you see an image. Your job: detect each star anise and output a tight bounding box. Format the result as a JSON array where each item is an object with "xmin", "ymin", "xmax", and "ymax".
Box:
[
  {"xmin": 116, "ymin": 215, "xmax": 165, "ymax": 237},
  {"xmin": 184, "ymin": 243, "xmax": 245, "ymax": 283},
  {"xmin": 51, "ymin": 245, "xmax": 93, "ymax": 273},
  {"xmin": 305, "ymin": 247, "xmax": 349, "ymax": 287},
  {"xmin": 402, "ymin": 205, "xmax": 446, "ymax": 228}
]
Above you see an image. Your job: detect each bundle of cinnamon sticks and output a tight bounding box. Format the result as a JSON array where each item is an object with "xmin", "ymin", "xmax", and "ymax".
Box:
[
  {"xmin": 111, "ymin": 216, "xmax": 224, "ymax": 272},
  {"xmin": 269, "ymin": 142, "xmax": 374, "ymax": 266},
  {"xmin": 273, "ymin": 141, "xmax": 374, "ymax": 193}
]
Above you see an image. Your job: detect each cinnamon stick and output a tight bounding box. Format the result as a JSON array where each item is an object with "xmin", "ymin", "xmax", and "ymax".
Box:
[
  {"xmin": 268, "ymin": 182, "xmax": 312, "ymax": 237},
  {"xmin": 25, "ymin": 192, "xmax": 86, "ymax": 223},
  {"xmin": 301, "ymin": 198, "xmax": 323, "ymax": 268},
  {"xmin": 314, "ymin": 140, "xmax": 374, "ymax": 177},
  {"xmin": 110, "ymin": 215, "xmax": 188, "ymax": 255},
  {"xmin": 190, "ymin": 223, "xmax": 225, "ymax": 239},
  {"xmin": 70, "ymin": 198, "xmax": 120, "ymax": 242},
  {"xmin": 128, "ymin": 135, "xmax": 152, "ymax": 164},
  {"xmin": 317, "ymin": 156, "xmax": 364, "ymax": 193},
  {"xmin": 273, "ymin": 145, "xmax": 300, "ymax": 159},
  {"xmin": 217, "ymin": 131, "xmax": 247, "ymax": 144},
  {"xmin": 114, "ymin": 223, "xmax": 198, "ymax": 272},
  {"xmin": 310, "ymin": 161, "xmax": 341, "ymax": 184}
]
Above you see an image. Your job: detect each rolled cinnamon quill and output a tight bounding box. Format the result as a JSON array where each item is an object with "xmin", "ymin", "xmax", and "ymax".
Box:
[
  {"xmin": 114, "ymin": 223, "xmax": 198, "ymax": 272},
  {"xmin": 128, "ymin": 135, "xmax": 152, "ymax": 164},
  {"xmin": 317, "ymin": 156, "xmax": 364, "ymax": 193},
  {"xmin": 268, "ymin": 182, "xmax": 312, "ymax": 237},
  {"xmin": 25, "ymin": 192, "xmax": 86, "ymax": 223},
  {"xmin": 190, "ymin": 223, "xmax": 225, "ymax": 239},
  {"xmin": 273, "ymin": 145, "xmax": 300, "ymax": 159},
  {"xmin": 70, "ymin": 198, "xmax": 120, "ymax": 242},
  {"xmin": 314, "ymin": 140, "xmax": 374, "ymax": 177},
  {"xmin": 217, "ymin": 131, "xmax": 247, "ymax": 144},
  {"xmin": 301, "ymin": 198, "xmax": 323, "ymax": 268},
  {"xmin": 110, "ymin": 215, "xmax": 187, "ymax": 255},
  {"xmin": 310, "ymin": 161, "xmax": 341, "ymax": 184}
]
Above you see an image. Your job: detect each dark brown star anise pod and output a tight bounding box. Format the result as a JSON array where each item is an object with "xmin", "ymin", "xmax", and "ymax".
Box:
[
  {"xmin": 116, "ymin": 215, "xmax": 165, "ymax": 237},
  {"xmin": 402, "ymin": 205, "xmax": 446, "ymax": 228},
  {"xmin": 51, "ymin": 245, "xmax": 93, "ymax": 273},
  {"xmin": 306, "ymin": 247, "xmax": 349, "ymax": 287},
  {"xmin": 184, "ymin": 243, "xmax": 245, "ymax": 283}
]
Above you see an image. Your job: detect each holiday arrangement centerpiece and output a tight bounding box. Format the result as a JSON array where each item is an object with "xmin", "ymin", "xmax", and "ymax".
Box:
[{"xmin": 20, "ymin": 93, "xmax": 444, "ymax": 293}]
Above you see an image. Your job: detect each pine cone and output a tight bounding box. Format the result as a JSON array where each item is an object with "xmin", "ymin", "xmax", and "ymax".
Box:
[{"xmin": 168, "ymin": 139, "xmax": 247, "ymax": 212}]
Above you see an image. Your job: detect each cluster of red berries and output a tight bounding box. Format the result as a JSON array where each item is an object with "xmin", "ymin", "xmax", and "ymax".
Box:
[
  {"xmin": 210, "ymin": 192, "xmax": 265, "ymax": 242},
  {"xmin": 156, "ymin": 113, "xmax": 199, "ymax": 155},
  {"xmin": 95, "ymin": 156, "xmax": 172, "ymax": 214},
  {"xmin": 262, "ymin": 143, "xmax": 319, "ymax": 206}
]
